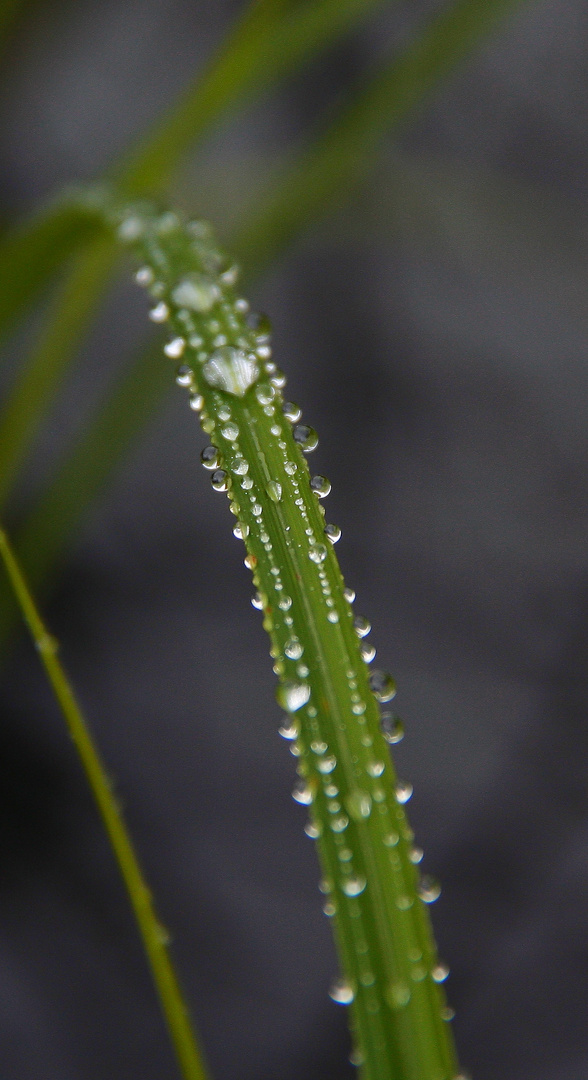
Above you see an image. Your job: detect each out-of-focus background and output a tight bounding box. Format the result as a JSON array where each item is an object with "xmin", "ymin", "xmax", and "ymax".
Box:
[{"xmin": 1, "ymin": 1, "xmax": 588, "ymax": 1078}]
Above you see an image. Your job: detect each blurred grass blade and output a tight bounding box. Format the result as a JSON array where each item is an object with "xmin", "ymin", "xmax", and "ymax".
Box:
[
  {"xmin": 0, "ymin": 237, "xmax": 117, "ymax": 509},
  {"xmin": 232, "ymin": 0, "xmax": 528, "ymax": 274},
  {"xmin": 0, "ymin": 525, "xmax": 211, "ymax": 1080},
  {"xmin": 116, "ymin": 0, "xmax": 390, "ymax": 195},
  {"xmin": 0, "ymin": 195, "xmax": 104, "ymax": 348}
]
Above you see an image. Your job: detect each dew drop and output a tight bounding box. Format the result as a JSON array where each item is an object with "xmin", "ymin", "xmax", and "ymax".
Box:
[
  {"xmin": 241, "ymin": 476, "xmax": 253, "ymax": 490},
  {"xmin": 346, "ymin": 790, "xmax": 372, "ymax": 821},
  {"xmin": 293, "ymin": 424, "xmax": 318, "ymax": 452},
  {"xmin": 282, "ymin": 401, "xmax": 301, "ymax": 423},
  {"xmin": 396, "ymin": 895, "xmax": 412, "ymax": 910},
  {"xmin": 220, "ymin": 264, "xmax": 240, "ymax": 286},
  {"xmin": 329, "ymin": 978, "xmax": 355, "ymax": 1005},
  {"xmin": 278, "ymin": 595, "xmax": 292, "ymax": 611},
  {"xmin": 369, "ymin": 669, "xmax": 397, "ymax": 703},
  {"xmin": 266, "ymin": 480, "xmax": 282, "ymax": 502},
  {"xmin": 381, "ymin": 713, "xmax": 404, "ymax": 744},
  {"xmin": 164, "ymin": 336, "xmax": 185, "ymax": 359},
  {"xmin": 349, "ymin": 1049, "xmax": 365, "ymax": 1067},
  {"xmin": 175, "ymin": 364, "xmax": 193, "ymax": 386},
  {"xmin": 353, "ymin": 616, "xmax": 371, "ymax": 638},
  {"xmin": 200, "ymin": 445, "xmax": 220, "ymax": 470},
  {"xmin": 278, "ymin": 717, "xmax": 299, "ymax": 740},
  {"xmin": 341, "ymin": 875, "xmax": 366, "ymax": 897},
  {"xmin": 172, "ymin": 273, "xmax": 220, "ymax": 312},
  {"xmin": 276, "ymin": 680, "xmax": 311, "ymax": 712},
  {"xmin": 383, "ymin": 831, "xmax": 399, "ymax": 847},
  {"xmin": 409, "ymin": 846, "xmax": 424, "ymax": 864},
  {"xmin": 233, "ymin": 522, "xmax": 249, "ymax": 540},
  {"xmin": 310, "ymin": 739, "xmax": 327, "ymax": 754},
  {"xmin": 344, "ymin": 587, "xmax": 356, "ymax": 604},
  {"xmin": 323, "ymin": 900, "xmax": 337, "ymax": 917},
  {"xmin": 135, "ymin": 266, "xmax": 153, "ymax": 286},
  {"xmin": 284, "ymin": 461, "xmax": 297, "ymax": 476},
  {"xmin": 360, "ymin": 641, "xmax": 376, "ymax": 663},
  {"xmin": 251, "ymin": 593, "xmax": 263, "ymax": 610},
  {"xmin": 330, "ymin": 815, "xmax": 349, "ymax": 833},
  {"xmin": 418, "ymin": 875, "xmax": 441, "ymax": 903},
  {"xmin": 327, "ymin": 610, "xmax": 339, "ymax": 624},
  {"xmin": 189, "ymin": 392, "xmax": 204, "ymax": 412},
  {"xmin": 366, "ymin": 760, "xmax": 385, "ymax": 778},
  {"xmin": 309, "ymin": 544, "xmax": 327, "ymax": 564},
  {"xmin": 149, "ymin": 301, "xmax": 169, "ymax": 322},
  {"xmin": 442, "ymin": 1006, "xmax": 456, "ymax": 1022},
  {"xmin": 118, "ymin": 214, "xmax": 144, "ymax": 241},
  {"xmin": 292, "ymin": 781, "xmax": 313, "ymax": 805},
  {"xmin": 411, "ymin": 965, "xmax": 427, "ymax": 982},
  {"xmin": 305, "ymin": 821, "xmax": 321, "ymax": 839},
  {"xmin": 221, "ymin": 422, "xmax": 239, "ymax": 441},
  {"xmin": 203, "ymin": 347, "xmax": 259, "ymax": 397},
  {"xmin": 211, "ymin": 469, "xmax": 229, "ymax": 491},
  {"xmin": 310, "ymin": 475, "xmax": 331, "ymax": 498},
  {"xmin": 317, "ymin": 755, "xmax": 337, "ymax": 774},
  {"xmin": 255, "ymin": 383, "xmax": 275, "ymax": 405},
  {"xmin": 233, "ymin": 459, "xmax": 249, "ymax": 475},
  {"xmin": 387, "ymin": 982, "xmax": 411, "ymax": 1009},
  {"xmin": 395, "ymin": 780, "xmax": 413, "ymax": 804},
  {"xmin": 284, "ymin": 639, "xmax": 303, "ymax": 660},
  {"xmin": 432, "ymin": 962, "xmax": 450, "ymax": 983},
  {"xmin": 324, "ymin": 523, "xmax": 341, "ymax": 544}
]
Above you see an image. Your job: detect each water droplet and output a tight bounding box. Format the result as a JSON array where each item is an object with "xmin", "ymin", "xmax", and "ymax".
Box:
[
  {"xmin": 310, "ymin": 739, "xmax": 327, "ymax": 754},
  {"xmin": 210, "ymin": 469, "xmax": 229, "ymax": 492},
  {"xmin": 409, "ymin": 846, "xmax": 424, "ymax": 864},
  {"xmin": 246, "ymin": 311, "xmax": 272, "ymax": 337},
  {"xmin": 344, "ymin": 586, "xmax": 355, "ymax": 603},
  {"xmin": 395, "ymin": 780, "xmax": 413, "ymax": 804},
  {"xmin": 387, "ymin": 982, "xmax": 411, "ymax": 1009},
  {"xmin": 218, "ymin": 405, "xmax": 231, "ymax": 421},
  {"xmin": 118, "ymin": 214, "xmax": 144, "ymax": 241},
  {"xmin": 305, "ymin": 820, "xmax": 321, "ymax": 839},
  {"xmin": 251, "ymin": 593, "xmax": 264, "ymax": 610},
  {"xmin": 164, "ymin": 336, "xmax": 185, "ymax": 359},
  {"xmin": 220, "ymin": 264, "xmax": 240, "ymax": 286},
  {"xmin": 411, "ymin": 964, "xmax": 427, "ymax": 982},
  {"xmin": 442, "ymin": 1006, "xmax": 456, "ymax": 1021},
  {"xmin": 296, "ymin": 663, "xmax": 309, "ymax": 678},
  {"xmin": 135, "ymin": 265, "xmax": 154, "ymax": 286},
  {"xmin": 233, "ymin": 522, "xmax": 249, "ymax": 540},
  {"xmin": 278, "ymin": 595, "xmax": 292, "ymax": 611},
  {"xmin": 324, "ymin": 523, "xmax": 341, "ymax": 544},
  {"xmin": 284, "ymin": 639, "xmax": 303, "ymax": 660},
  {"xmin": 366, "ymin": 760, "xmax": 385, "ymax": 777},
  {"xmin": 396, "ymin": 895, "xmax": 412, "ymax": 910},
  {"xmin": 172, "ymin": 273, "xmax": 220, "ymax": 312},
  {"xmin": 432, "ymin": 962, "xmax": 450, "ymax": 983},
  {"xmin": 353, "ymin": 616, "xmax": 371, "ymax": 638},
  {"xmin": 175, "ymin": 364, "xmax": 193, "ymax": 387},
  {"xmin": 284, "ymin": 461, "xmax": 297, "ymax": 476},
  {"xmin": 380, "ymin": 713, "xmax": 404, "ymax": 744},
  {"xmin": 276, "ymin": 680, "xmax": 311, "ymax": 712},
  {"xmin": 255, "ymin": 383, "xmax": 275, "ymax": 405},
  {"xmin": 266, "ymin": 481, "xmax": 282, "ymax": 502},
  {"xmin": 346, "ymin": 790, "xmax": 372, "ymax": 821},
  {"xmin": 310, "ymin": 475, "xmax": 331, "ymax": 498},
  {"xmin": 323, "ymin": 900, "xmax": 337, "ymax": 917},
  {"xmin": 36, "ymin": 633, "xmax": 59, "ymax": 655},
  {"xmin": 293, "ymin": 424, "xmax": 318, "ymax": 452},
  {"xmin": 369, "ymin": 669, "xmax": 397, "ymax": 702},
  {"xmin": 329, "ymin": 978, "xmax": 355, "ymax": 1005},
  {"xmin": 383, "ymin": 831, "xmax": 399, "ymax": 847},
  {"xmin": 418, "ymin": 875, "xmax": 441, "ymax": 903},
  {"xmin": 189, "ymin": 392, "xmax": 204, "ymax": 411},
  {"xmin": 360, "ymin": 641, "xmax": 376, "ymax": 663},
  {"xmin": 157, "ymin": 211, "xmax": 180, "ymax": 234},
  {"xmin": 203, "ymin": 347, "xmax": 259, "ymax": 397},
  {"xmin": 317, "ymin": 755, "xmax": 337, "ymax": 774},
  {"xmin": 232, "ymin": 459, "xmax": 248, "ymax": 475},
  {"xmin": 309, "ymin": 544, "xmax": 327, "ymax": 564},
  {"xmin": 200, "ymin": 446, "xmax": 220, "ymax": 470},
  {"xmin": 292, "ymin": 781, "xmax": 313, "ymax": 805},
  {"xmin": 330, "ymin": 815, "xmax": 349, "ymax": 833},
  {"xmin": 341, "ymin": 875, "xmax": 366, "ymax": 897},
  {"xmin": 221, "ymin": 422, "xmax": 239, "ymax": 441},
  {"xmin": 349, "ymin": 1049, "xmax": 365, "ymax": 1067},
  {"xmin": 241, "ymin": 476, "xmax": 253, "ymax": 490},
  {"xmin": 327, "ymin": 610, "xmax": 339, "ymax": 623},
  {"xmin": 149, "ymin": 301, "xmax": 169, "ymax": 322}
]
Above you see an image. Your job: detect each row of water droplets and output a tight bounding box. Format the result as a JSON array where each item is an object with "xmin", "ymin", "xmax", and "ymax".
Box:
[{"xmin": 119, "ymin": 203, "xmax": 459, "ymax": 1075}]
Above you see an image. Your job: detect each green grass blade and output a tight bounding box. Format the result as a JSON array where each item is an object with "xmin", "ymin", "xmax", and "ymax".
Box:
[
  {"xmin": 103, "ymin": 202, "xmax": 460, "ymax": 1079},
  {"xmin": 0, "ymin": 525, "xmax": 211, "ymax": 1080},
  {"xmin": 116, "ymin": 0, "xmax": 390, "ymax": 196},
  {"xmin": 232, "ymin": 0, "xmax": 528, "ymax": 275},
  {"xmin": 0, "ymin": 194, "xmax": 104, "ymax": 348},
  {"xmin": 0, "ymin": 236, "xmax": 118, "ymax": 510}
]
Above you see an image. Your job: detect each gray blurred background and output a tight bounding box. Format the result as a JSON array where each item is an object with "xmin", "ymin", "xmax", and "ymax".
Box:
[{"xmin": 1, "ymin": 1, "xmax": 588, "ymax": 1078}]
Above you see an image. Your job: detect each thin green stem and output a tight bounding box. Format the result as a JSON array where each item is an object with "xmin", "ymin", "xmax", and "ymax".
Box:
[{"xmin": 0, "ymin": 524, "xmax": 210, "ymax": 1080}]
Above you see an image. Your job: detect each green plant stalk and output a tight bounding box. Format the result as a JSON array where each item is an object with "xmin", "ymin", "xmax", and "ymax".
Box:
[
  {"xmin": 0, "ymin": 524, "xmax": 210, "ymax": 1080},
  {"xmin": 0, "ymin": 236, "xmax": 118, "ymax": 510},
  {"xmin": 233, "ymin": 0, "xmax": 529, "ymax": 273},
  {"xmin": 112, "ymin": 201, "xmax": 459, "ymax": 1080}
]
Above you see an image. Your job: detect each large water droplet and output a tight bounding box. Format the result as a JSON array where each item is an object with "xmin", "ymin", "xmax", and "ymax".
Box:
[
  {"xmin": 317, "ymin": 755, "xmax": 337, "ymax": 774},
  {"xmin": 366, "ymin": 760, "xmax": 385, "ymax": 777},
  {"xmin": 330, "ymin": 815, "xmax": 349, "ymax": 833},
  {"xmin": 432, "ymin": 962, "xmax": 450, "ymax": 983},
  {"xmin": 344, "ymin": 587, "xmax": 356, "ymax": 604},
  {"xmin": 276, "ymin": 680, "xmax": 311, "ymax": 712},
  {"xmin": 353, "ymin": 616, "xmax": 371, "ymax": 638},
  {"xmin": 255, "ymin": 383, "xmax": 275, "ymax": 405},
  {"xmin": 381, "ymin": 713, "xmax": 404, "ymax": 744},
  {"xmin": 349, "ymin": 1048, "xmax": 365, "ymax": 1067},
  {"xmin": 135, "ymin": 266, "xmax": 154, "ymax": 287},
  {"xmin": 284, "ymin": 639, "xmax": 303, "ymax": 660},
  {"xmin": 221, "ymin": 421, "xmax": 239, "ymax": 441},
  {"xmin": 292, "ymin": 781, "xmax": 313, "ymax": 805},
  {"xmin": 189, "ymin": 392, "xmax": 204, "ymax": 411},
  {"xmin": 233, "ymin": 522, "xmax": 249, "ymax": 540},
  {"xmin": 409, "ymin": 846, "xmax": 424, "ymax": 864},
  {"xmin": 395, "ymin": 780, "xmax": 413, "ymax": 804},
  {"xmin": 266, "ymin": 481, "xmax": 282, "ymax": 503},
  {"xmin": 341, "ymin": 875, "xmax": 366, "ymax": 897},
  {"xmin": 203, "ymin": 347, "xmax": 259, "ymax": 397},
  {"xmin": 346, "ymin": 790, "xmax": 372, "ymax": 821},
  {"xmin": 201, "ymin": 445, "xmax": 220, "ymax": 470},
  {"xmin": 360, "ymin": 641, "xmax": 376, "ymax": 663},
  {"xmin": 293, "ymin": 424, "xmax": 318, "ymax": 452},
  {"xmin": 329, "ymin": 978, "xmax": 355, "ymax": 1005},
  {"xmin": 305, "ymin": 820, "xmax": 321, "ymax": 839},
  {"xmin": 369, "ymin": 670, "xmax": 397, "ymax": 702},
  {"xmin": 282, "ymin": 401, "xmax": 301, "ymax": 423},
  {"xmin": 175, "ymin": 364, "xmax": 193, "ymax": 386},
  {"xmin": 149, "ymin": 301, "xmax": 169, "ymax": 323},
  {"xmin": 308, "ymin": 544, "xmax": 327, "ymax": 564},
  {"xmin": 324, "ymin": 523, "xmax": 341, "ymax": 544},
  {"xmin": 211, "ymin": 469, "xmax": 229, "ymax": 491},
  {"xmin": 164, "ymin": 336, "xmax": 186, "ymax": 359},
  {"xmin": 251, "ymin": 592, "xmax": 263, "ymax": 610},
  {"xmin": 278, "ymin": 718, "xmax": 299, "ymax": 740},
  {"xmin": 418, "ymin": 875, "xmax": 441, "ymax": 903},
  {"xmin": 310, "ymin": 475, "xmax": 331, "ymax": 498},
  {"xmin": 172, "ymin": 273, "xmax": 220, "ymax": 312}
]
